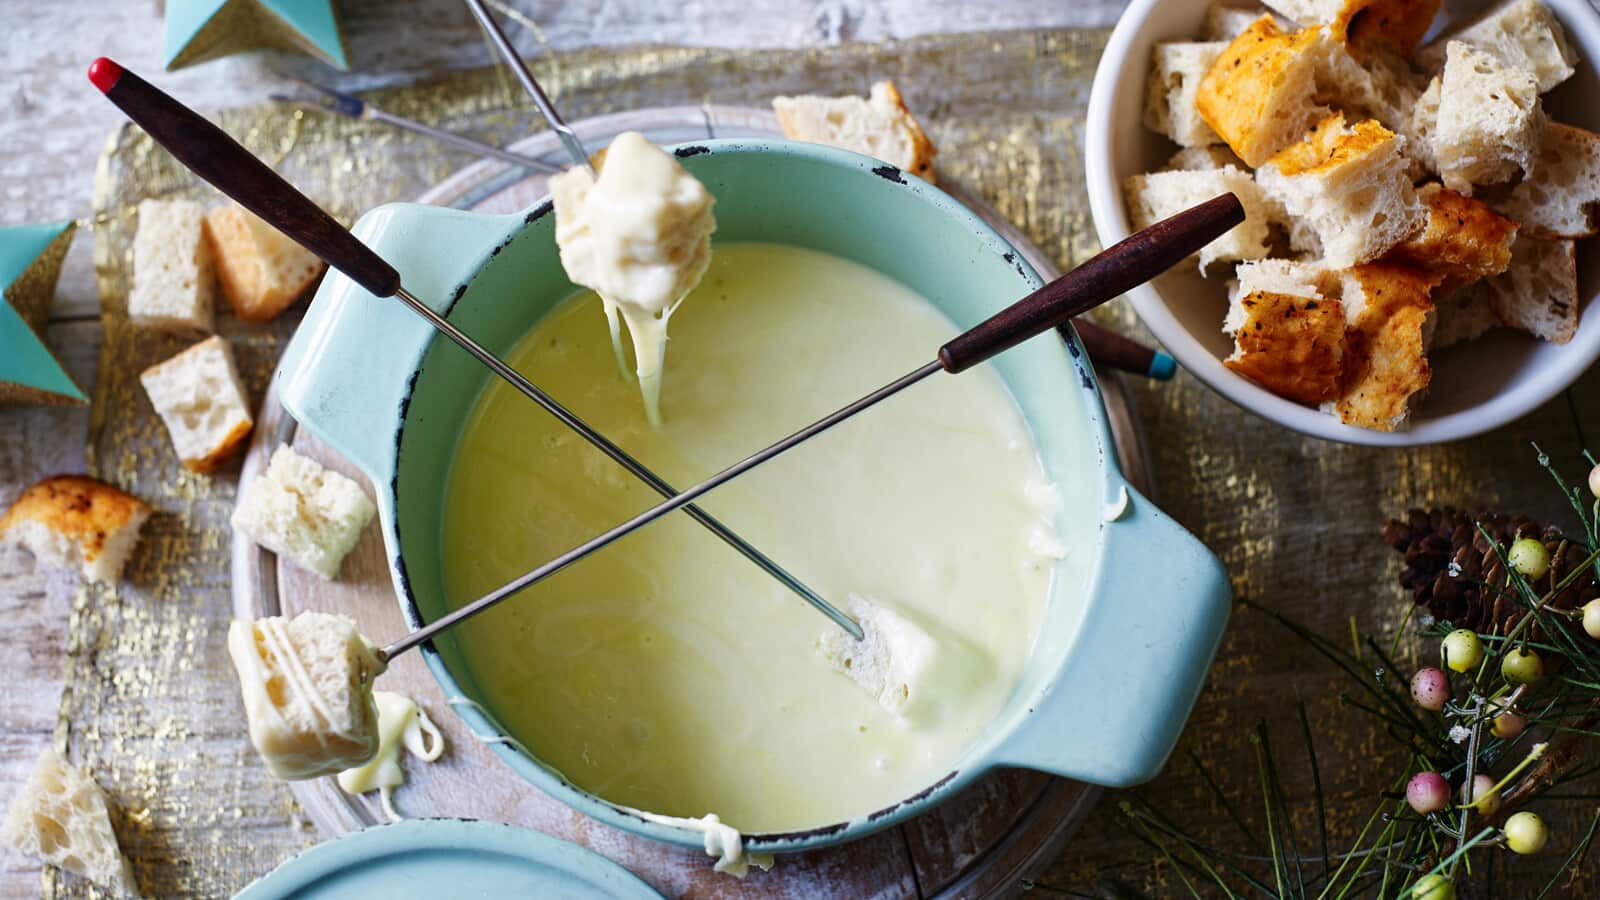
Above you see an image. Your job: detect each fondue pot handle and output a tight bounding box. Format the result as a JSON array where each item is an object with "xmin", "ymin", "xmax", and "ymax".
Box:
[
  {"xmin": 88, "ymin": 58, "xmax": 402, "ymax": 299},
  {"xmin": 991, "ymin": 483, "xmax": 1230, "ymax": 787}
]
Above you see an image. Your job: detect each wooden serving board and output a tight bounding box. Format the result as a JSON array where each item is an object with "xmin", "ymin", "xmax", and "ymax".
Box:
[{"xmin": 231, "ymin": 107, "xmax": 1152, "ymax": 898}]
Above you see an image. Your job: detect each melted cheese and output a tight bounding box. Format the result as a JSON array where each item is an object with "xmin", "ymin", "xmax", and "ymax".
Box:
[
  {"xmin": 441, "ymin": 243, "xmax": 1060, "ymax": 833},
  {"xmin": 550, "ymin": 132, "xmax": 715, "ymax": 425},
  {"xmin": 336, "ymin": 691, "xmax": 445, "ymax": 820}
]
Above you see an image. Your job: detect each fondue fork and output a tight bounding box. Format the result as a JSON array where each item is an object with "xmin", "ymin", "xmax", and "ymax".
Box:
[
  {"xmin": 378, "ymin": 193, "xmax": 1244, "ymax": 659},
  {"xmin": 465, "ymin": 0, "xmax": 596, "ymax": 176},
  {"xmin": 87, "ymin": 57, "xmax": 863, "ymax": 642}
]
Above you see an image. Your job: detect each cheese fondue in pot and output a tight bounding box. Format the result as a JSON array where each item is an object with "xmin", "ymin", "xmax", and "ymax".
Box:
[{"xmin": 440, "ymin": 242, "xmax": 1062, "ymax": 832}]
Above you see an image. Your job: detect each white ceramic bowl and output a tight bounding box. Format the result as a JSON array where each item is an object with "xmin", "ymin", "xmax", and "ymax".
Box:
[{"xmin": 1086, "ymin": 0, "xmax": 1600, "ymax": 446}]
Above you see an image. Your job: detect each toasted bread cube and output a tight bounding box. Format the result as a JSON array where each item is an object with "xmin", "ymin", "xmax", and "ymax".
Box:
[
  {"xmin": 128, "ymin": 198, "xmax": 214, "ymax": 333},
  {"xmin": 204, "ymin": 204, "xmax": 326, "ymax": 323},
  {"xmin": 1434, "ymin": 41, "xmax": 1544, "ymax": 193},
  {"xmin": 1144, "ymin": 42, "xmax": 1227, "ymax": 147},
  {"xmin": 773, "ymin": 81, "xmax": 937, "ymax": 183},
  {"xmin": 1483, "ymin": 236, "xmax": 1579, "ymax": 343},
  {"xmin": 1264, "ymin": 0, "xmax": 1440, "ymax": 54},
  {"xmin": 1166, "ymin": 146, "xmax": 1247, "ymax": 171},
  {"xmin": 1124, "ymin": 168, "xmax": 1275, "ymax": 271},
  {"xmin": 227, "ymin": 613, "xmax": 386, "ymax": 780},
  {"xmin": 139, "ymin": 336, "xmax": 254, "ymax": 473},
  {"xmin": 1386, "ymin": 183, "xmax": 1519, "ymax": 292},
  {"xmin": 1431, "ymin": 282, "xmax": 1502, "ymax": 348},
  {"xmin": 1417, "ymin": 0, "xmax": 1578, "ymax": 92},
  {"xmin": 1225, "ymin": 259, "xmax": 1327, "ymax": 332},
  {"xmin": 1225, "ymin": 290, "xmax": 1347, "ymax": 405},
  {"xmin": 1324, "ymin": 263, "xmax": 1439, "ymax": 431},
  {"xmin": 2, "ymin": 749, "xmax": 136, "ymax": 895},
  {"xmin": 231, "ymin": 446, "xmax": 376, "ymax": 580},
  {"xmin": 1204, "ymin": 3, "xmax": 1279, "ymax": 41},
  {"xmin": 0, "ymin": 476, "xmax": 149, "ymax": 585},
  {"xmin": 1198, "ymin": 17, "xmax": 1339, "ymax": 167},
  {"xmin": 1257, "ymin": 114, "xmax": 1425, "ymax": 268},
  {"xmin": 1491, "ymin": 122, "xmax": 1600, "ymax": 238}
]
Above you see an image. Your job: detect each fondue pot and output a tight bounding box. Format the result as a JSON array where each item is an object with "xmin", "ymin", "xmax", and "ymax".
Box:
[{"xmin": 275, "ymin": 140, "xmax": 1232, "ymax": 855}]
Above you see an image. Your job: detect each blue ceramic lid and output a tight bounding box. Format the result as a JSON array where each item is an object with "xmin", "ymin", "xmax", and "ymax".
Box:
[{"xmin": 234, "ymin": 819, "xmax": 663, "ymax": 899}]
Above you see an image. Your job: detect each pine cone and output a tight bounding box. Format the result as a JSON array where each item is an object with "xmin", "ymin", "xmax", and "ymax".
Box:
[{"xmin": 1383, "ymin": 508, "xmax": 1600, "ymax": 636}]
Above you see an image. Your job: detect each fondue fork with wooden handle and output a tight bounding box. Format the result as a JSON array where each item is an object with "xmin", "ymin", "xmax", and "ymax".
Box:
[
  {"xmin": 379, "ymin": 193, "xmax": 1244, "ymax": 659},
  {"xmin": 87, "ymin": 57, "xmax": 863, "ymax": 642}
]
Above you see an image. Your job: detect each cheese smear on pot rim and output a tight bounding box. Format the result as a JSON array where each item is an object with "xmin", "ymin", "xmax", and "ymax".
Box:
[{"xmin": 440, "ymin": 242, "xmax": 1067, "ymax": 835}]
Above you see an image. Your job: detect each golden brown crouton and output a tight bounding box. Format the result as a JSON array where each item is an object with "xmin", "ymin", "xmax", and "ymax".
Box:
[
  {"xmin": 1346, "ymin": 0, "xmax": 1441, "ymax": 57},
  {"xmin": 0, "ymin": 475, "xmax": 151, "ymax": 584},
  {"xmin": 1385, "ymin": 182, "xmax": 1518, "ymax": 292},
  {"xmin": 204, "ymin": 204, "xmax": 327, "ymax": 323},
  {"xmin": 1329, "ymin": 263, "xmax": 1441, "ymax": 431},
  {"xmin": 1225, "ymin": 291, "xmax": 1348, "ymax": 405},
  {"xmin": 1197, "ymin": 16, "xmax": 1336, "ymax": 167}
]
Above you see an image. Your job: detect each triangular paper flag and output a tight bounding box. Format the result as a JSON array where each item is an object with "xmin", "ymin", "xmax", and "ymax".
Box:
[
  {"xmin": 164, "ymin": 0, "xmax": 348, "ymax": 70},
  {"xmin": 0, "ymin": 221, "xmax": 85, "ymax": 406}
]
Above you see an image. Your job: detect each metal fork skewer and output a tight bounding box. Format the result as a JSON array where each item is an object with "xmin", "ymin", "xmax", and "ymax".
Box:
[
  {"xmin": 393, "ymin": 287, "xmax": 863, "ymax": 641},
  {"xmin": 466, "ymin": 0, "xmax": 596, "ymax": 174}
]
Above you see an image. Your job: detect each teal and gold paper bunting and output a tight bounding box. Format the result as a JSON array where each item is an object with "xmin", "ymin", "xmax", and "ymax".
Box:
[
  {"xmin": 164, "ymin": 0, "xmax": 348, "ymax": 70},
  {"xmin": 0, "ymin": 221, "xmax": 86, "ymax": 406}
]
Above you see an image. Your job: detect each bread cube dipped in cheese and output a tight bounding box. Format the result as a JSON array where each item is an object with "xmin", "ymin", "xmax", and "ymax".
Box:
[
  {"xmin": 231, "ymin": 446, "xmax": 376, "ymax": 580},
  {"xmin": 1490, "ymin": 122, "xmax": 1600, "ymax": 239},
  {"xmin": 1417, "ymin": 0, "xmax": 1578, "ymax": 93},
  {"xmin": 1263, "ymin": 0, "xmax": 1440, "ymax": 56},
  {"xmin": 1144, "ymin": 42, "xmax": 1227, "ymax": 147},
  {"xmin": 1256, "ymin": 113, "xmax": 1425, "ymax": 269},
  {"xmin": 204, "ymin": 203, "xmax": 327, "ymax": 323},
  {"xmin": 228, "ymin": 612, "xmax": 387, "ymax": 780},
  {"xmin": 1385, "ymin": 182, "xmax": 1519, "ymax": 293},
  {"xmin": 1433, "ymin": 41, "xmax": 1544, "ymax": 194},
  {"xmin": 773, "ymin": 81, "xmax": 938, "ymax": 184},
  {"xmin": 139, "ymin": 335, "xmax": 254, "ymax": 473},
  {"xmin": 1124, "ymin": 167, "xmax": 1276, "ymax": 271},
  {"xmin": 1, "ymin": 748, "xmax": 137, "ymax": 896},
  {"xmin": 128, "ymin": 199, "xmax": 215, "ymax": 334},
  {"xmin": 1483, "ymin": 235, "xmax": 1580, "ymax": 344},
  {"xmin": 0, "ymin": 475, "xmax": 150, "ymax": 585},
  {"xmin": 1320, "ymin": 263, "xmax": 1441, "ymax": 431}
]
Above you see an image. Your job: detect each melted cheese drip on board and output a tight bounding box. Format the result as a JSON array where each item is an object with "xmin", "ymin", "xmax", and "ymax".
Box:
[
  {"xmin": 550, "ymin": 132, "xmax": 715, "ymax": 425},
  {"xmin": 337, "ymin": 691, "xmax": 445, "ymax": 820},
  {"xmin": 440, "ymin": 243, "xmax": 1062, "ymax": 833}
]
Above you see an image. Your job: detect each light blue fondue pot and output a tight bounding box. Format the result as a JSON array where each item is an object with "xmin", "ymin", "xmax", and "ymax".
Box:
[{"xmin": 276, "ymin": 139, "xmax": 1232, "ymax": 855}]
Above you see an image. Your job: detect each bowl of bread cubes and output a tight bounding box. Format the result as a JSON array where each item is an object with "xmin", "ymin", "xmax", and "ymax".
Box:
[{"xmin": 1086, "ymin": 0, "xmax": 1600, "ymax": 445}]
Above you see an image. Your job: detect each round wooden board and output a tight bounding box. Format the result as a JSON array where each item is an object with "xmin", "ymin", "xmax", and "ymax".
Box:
[{"xmin": 232, "ymin": 106, "xmax": 1153, "ymax": 898}]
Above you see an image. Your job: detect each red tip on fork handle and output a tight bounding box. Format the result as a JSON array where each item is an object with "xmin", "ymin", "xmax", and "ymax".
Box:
[{"xmin": 88, "ymin": 58, "xmax": 124, "ymax": 94}]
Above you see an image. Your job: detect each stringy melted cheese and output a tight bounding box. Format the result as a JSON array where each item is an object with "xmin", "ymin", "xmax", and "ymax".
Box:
[{"xmin": 441, "ymin": 243, "xmax": 1061, "ymax": 833}]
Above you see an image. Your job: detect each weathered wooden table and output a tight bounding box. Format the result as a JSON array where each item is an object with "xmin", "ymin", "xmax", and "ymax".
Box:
[{"xmin": 3, "ymin": 0, "xmax": 1598, "ymax": 897}]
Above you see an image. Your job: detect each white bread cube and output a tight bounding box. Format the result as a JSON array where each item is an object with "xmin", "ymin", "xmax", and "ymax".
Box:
[
  {"xmin": 128, "ymin": 198, "xmax": 214, "ymax": 333},
  {"xmin": 1434, "ymin": 41, "xmax": 1544, "ymax": 194},
  {"xmin": 1406, "ymin": 76, "xmax": 1443, "ymax": 176},
  {"xmin": 1256, "ymin": 114, "xmax": 1425, "ymax": 268},
  {"xmin": 139, "ymin": 336, "xmax": 254, "ymax": 473},
  {"xmin": 1124, "ymin": 167, "xmax": 1275, "ymax": 271},
  {"xmin": 227, "ymin": 613, "xmax": 386, "ymax": 780},
  {"xmin": 1483, "ymin": 236, "xmax": 1579, "ymax": 343},
  {"xmin": 1198, "ymin": 17, "xmax": 1339, "ymax": 167},
  {"xmin": 2, "ymin": 749, "xmax": 136, "ymax": 896},
  {"xmin": 0, "ymin": 476, "xmax": 149, "ymax": 585},
  {"xmin": 1204, "ymin": 4, "xmax": 1278, "ymax": 40},
  {"xmin": 773, "ymin": 81, "xmax": 937, "ymax": 183},
  {"xmin": 1166, "ymin": 146, "xmax": 1246, "ymax": 171},
  {"xmin": 231, "ymin": 446, "xmax": 376, "ymax": 580},
  {"xmin": 1432, "ymin": 283, "xmax": 1502, "ymax": 348},
  {"xmin": 1326, "ymin": 45, "xmax": 1425, "ymax": 135},
  {"xmin": 204, "ymin": 204, "xmax": 326, "ymax": 323},
  {"xmin": 1417, "ymin": 0, "xmax": 1578, "ymax": 92},
  {"xmin": 1321, "ymin": 263, "xmax": 1439, "ymax": 431},
  {"xmin": 1491, "ymin": 122, "xmax": 1600, "ymax": 238},
  {"xmin": 1143, "ymin": 42, "xmax": 1227, "ymax": 147}
]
